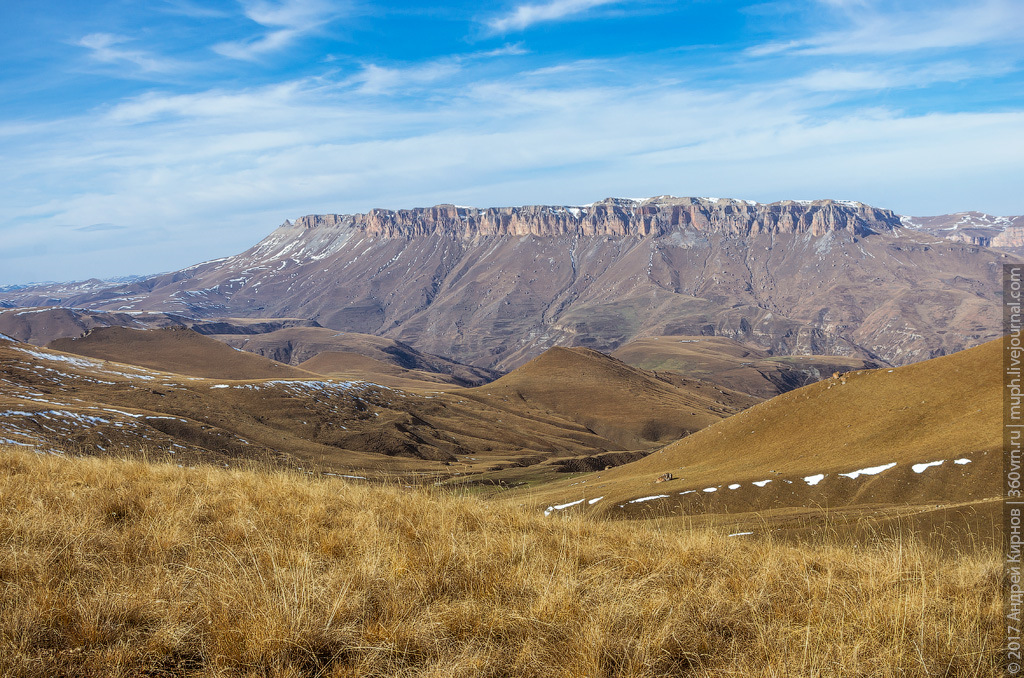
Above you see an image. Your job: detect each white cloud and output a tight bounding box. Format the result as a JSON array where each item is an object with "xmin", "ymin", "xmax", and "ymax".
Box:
[
  {"xmin": 214, "ymin": 0, "xmax": 349, "ymax": 61},
  {"xmin": 488, "ymin": 0, "xmax": 624, "ymax": 33},
  {"xmin": 77, "ymin": 33, "xmax": 181, "ymax": 74}
]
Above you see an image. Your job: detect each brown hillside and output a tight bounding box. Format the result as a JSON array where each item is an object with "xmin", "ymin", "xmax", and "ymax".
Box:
[
  {"xmin": 49, "ymin": 326, "xmax": 314, "ymax": 380},
  {"xmin": 470, "ymin": 346, "xmax": 758, "ymax": 450},
  {"xmin": 210, "ymin": 326, "xmax": 498, "ymax": 386},
  {"xmin": 529, "ymin": 338, "xmax": 1000, "ymax": 531},
  {"xmin": 297, "ymin": 351, "xmax": 467, "ymax": 388},
  {"xmin": 0, "ymin": 307, "xmax": 188, "ymax": 347},
  {"xmin": 0, "ymin": 199, "xmax": 1011, "ymax": 372},
  {"xmin": 0, "ymin": 336, "xmax": 657, "ymax": 480},
  {"xmin": 612, "ymin": 335, "xmax": 881, "ymax": 398}
]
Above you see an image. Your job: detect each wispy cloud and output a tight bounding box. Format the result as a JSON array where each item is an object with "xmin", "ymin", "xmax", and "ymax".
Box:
[
  {"xmin": 341, "ymin": 45, "xmax": 529, "ymax": 96},
  {"xmin": 487, "ymin": 0, "xmax": 625, "ymax": 33},
  {"xmin": 478, "ymin": 43, "xmax": 530, "ymax": 58},
  {"xmin": 346, "ymin": 62, "xmax": 462, "ymax": 95},
  {"xmin": 751, "ymin": 0, "xmax": 1024, "ymax": 56},
  {"xmin": 159, "ymin": 1, "xmax": 233, "ymax": 19},
  {"xmin": 214, "ymin": 0, "xmax": 349, "ymax": 61},
  {"xmin": 788, "ymin": 62, "xmax": 990, "ymax": 92},
  {"xmin": 77, "ymin": 33, "xmax": 181, "ymax": 74}
]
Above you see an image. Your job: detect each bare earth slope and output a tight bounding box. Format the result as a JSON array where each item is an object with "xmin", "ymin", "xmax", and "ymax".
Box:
[
  {"xmin": 530, "ymin": 338, "xmax": 999, "ymax": 537},
  {"xmin": 0, "ymin": 197, "xmax": 1011, "ymax": 370},
  {"xmin": 48, "ymin": 326, "xmax": 314, "ymax": 381}
]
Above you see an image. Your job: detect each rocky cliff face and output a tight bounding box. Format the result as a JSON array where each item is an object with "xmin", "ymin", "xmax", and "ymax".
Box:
[
  {"xmin": 0, "ymin": 197, "xmax": 1010, "ymax": 370},
  {"xmin": 287, "ymin": 197, "xmax": 900, "ymax": 242}
]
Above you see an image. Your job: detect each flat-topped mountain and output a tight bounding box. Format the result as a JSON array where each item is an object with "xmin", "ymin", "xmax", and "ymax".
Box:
[
  {"xmin": 0, "ymin": 197, "xmax": 1011, "ymax": 371},
  {"xmin": 281, "ymin": 197, "xmax": 901, "ymax": 240}
]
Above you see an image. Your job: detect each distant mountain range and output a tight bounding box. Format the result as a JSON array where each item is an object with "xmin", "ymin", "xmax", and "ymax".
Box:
[
  {"xmin": 0, "ymin": 197, "xmax": 1017, "ymax": 370},
  {"xmin": 901, "ymin": 211, "xmax": 1024, "ymax": 253}
]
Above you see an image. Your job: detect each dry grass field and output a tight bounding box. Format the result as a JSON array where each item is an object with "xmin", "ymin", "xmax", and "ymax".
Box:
[{"xmin": 0, "ymin": 446, "xmax": 1004, "ymax": 677}]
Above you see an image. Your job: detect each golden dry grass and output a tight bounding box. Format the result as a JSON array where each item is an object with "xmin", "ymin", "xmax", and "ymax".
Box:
[{"xmin": 0, "ymin": 445, "xmax": 1004, "ymax": 677}]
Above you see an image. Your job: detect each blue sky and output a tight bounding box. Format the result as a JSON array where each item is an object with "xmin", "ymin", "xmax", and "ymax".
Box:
[{"xmin": 1, "ymin": 0, "xmax": 1022, "ymax": 285}]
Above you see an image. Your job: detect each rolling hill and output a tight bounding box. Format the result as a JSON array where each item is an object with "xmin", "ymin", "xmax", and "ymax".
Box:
[
  {"xmin": 0, "ymin": 335, "xmax": 751, "ymax": 484},
  {"xmin": 469, "ymin": 346, "xmax": 756, "ymax": 450},
  {"xmin": 207, "ymin": 326, "xmax": 499, "ymax": 386}
]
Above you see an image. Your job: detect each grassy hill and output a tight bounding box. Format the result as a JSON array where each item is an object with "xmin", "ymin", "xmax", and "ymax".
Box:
[
  {"xmin": 0, "ymin": 446, "xmax": 1002, "ymax": 677},
  {"xmin": 297, "ymin": 350, "xmax": 475, "ymax": 388},
  {"xmin": 528, "ymin": 339, "xmax": 1000, "ymax": 540},
  {"xmin": 469, "ymin": 346, "xmax": 757, "ymax": 450}
]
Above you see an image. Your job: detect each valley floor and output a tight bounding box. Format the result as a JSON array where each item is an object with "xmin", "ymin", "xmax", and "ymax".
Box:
[{"xmin": 0, "ymin": 446, "xmax": 1004, "ymax": 677}]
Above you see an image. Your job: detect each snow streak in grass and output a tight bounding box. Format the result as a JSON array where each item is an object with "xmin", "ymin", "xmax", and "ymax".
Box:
[
  {"xmin": 544, "ymin": 498, "xmax": 586, "ymax": 516},
  {"xmin": 838, "ymin": 462, "xmax": 897, "ymax": 479},
  {"xmin": 627, "ymin": 495, "xmax": 670, "ymax": 504}
]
